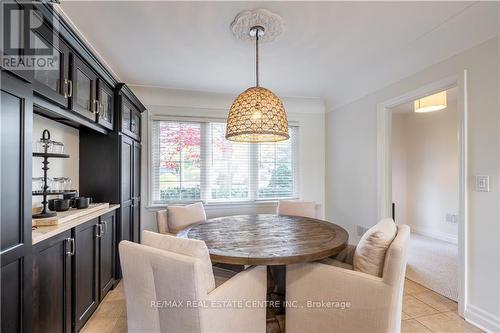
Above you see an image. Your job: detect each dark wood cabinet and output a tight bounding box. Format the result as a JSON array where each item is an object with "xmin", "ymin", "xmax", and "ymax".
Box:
[
  {"xmin": 1, "ymin": 1, "xmax": 33, "ymax": 82},
  {"xmin": 96, "ymin": 79, "xmax": 114, "ymax": 130},
  {"xmin": 32, "ymin": 231, "xmax": 73, "ymax": 333},
  {"xmin": 133, "ymin": 140, "xmax": 142, "ymax": 243},
  {"xmin": 2, "ymin": 4, "xmax": 148, "ymax": 332},
  {"xmin": 73, "ymin": 218, "xmax": 100, "ymax": 331},
  {"xmin": 31, "ymin": 13, "xmax": 71, "ymax": 109},
  {"xmin": 1, "ymin": 71, "xmax": 33, "ymax": 333},
  {"xmin": 99, "ymin": 211, "xmax": 116, "ymax": 300},
  {"xmin": 120, "ymin": 136, "xmax": 141, "ymax": 243},
  {"xmin": 31, "ymin": 211, "xmax": 116, "ymax": 333},
  {"xmin": 70, "ymin": 54, "xmax": 98, "ymax": 122},
  {"xmin": 120, "ymin": 96, "xmax": 142, "ymax": 141},
  {"xmin": 120, "ymin": 135, "xmax": 134, "ymax": 243}
]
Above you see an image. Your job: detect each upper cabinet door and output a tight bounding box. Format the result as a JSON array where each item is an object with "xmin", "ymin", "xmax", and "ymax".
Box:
[
  {"xmin": 121, "ymin": 97, "xmax": 141, "ymax": 141},
  {"xmin": 96, "ymin": 79, "xmax": 114, "ymax": 130},
  {"xmin": 70, "ymin": 54, "xmax": 98, "ymax": 122},
  {"xmin": 31, "ymin": 15, "xmax": 71, "ymax": 108}
]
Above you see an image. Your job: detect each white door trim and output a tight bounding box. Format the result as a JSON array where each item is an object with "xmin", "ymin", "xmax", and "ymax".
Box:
[{"xmin": 376, "ymin": 71, "xmax": 468, "ymax": 317}]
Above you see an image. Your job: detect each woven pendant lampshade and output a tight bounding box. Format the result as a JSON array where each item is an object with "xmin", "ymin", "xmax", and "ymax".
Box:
[
  {"xmin": 226, "ymin": 86, "xmax": 289, "ymax": 142},
  {"xmin": 226, "ymin": 24, "xmax": 289, "ymax": 142}
]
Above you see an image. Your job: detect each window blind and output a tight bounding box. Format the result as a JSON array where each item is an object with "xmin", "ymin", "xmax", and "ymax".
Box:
[{"xmin": 151, "ymin": 118, "xmax": 298, "ymax": 205}]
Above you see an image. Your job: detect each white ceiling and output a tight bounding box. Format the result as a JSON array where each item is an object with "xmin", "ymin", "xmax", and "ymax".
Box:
[{"xmin": 59, "ymin": 1, "xmax": 499, "ymax": 110}]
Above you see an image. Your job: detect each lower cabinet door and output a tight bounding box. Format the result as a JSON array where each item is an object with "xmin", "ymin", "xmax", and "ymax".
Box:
[
  {"xmin": 120, "ymin": 205, "xmax": 132, "ymax": 243},
  {"xmin": 32, "ymin": 231, "xmax": 72, "ymax": 333},
  {"xmin": 99, "ymin": 212, "xmax": 116, "ymax": 300},
  {"xmin": 73, "ymin": 218, "xmax": 99, "ymax": 331},
  {"xmin": 132, "ymin": 202, "xmax": 141, "ymax": 244}
]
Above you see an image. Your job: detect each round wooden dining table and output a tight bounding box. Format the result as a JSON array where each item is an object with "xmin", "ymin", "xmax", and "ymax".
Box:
[
  {"xmin": 179, "ymin": 214, "xmax": 349, "ymax": 323},
  {"xmin": 179, "ymin": 214, "xmax": 349, "ymax": 266}
]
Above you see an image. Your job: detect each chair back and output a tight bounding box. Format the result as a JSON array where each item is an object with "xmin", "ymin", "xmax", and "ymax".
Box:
[
  {"xmin": 277, "ymin": 200, "xmax": 318, "ymax": 219},
  {"xmin": 382, "ymin": 224, "xmax": 410, "ymax": 286},
  {"xmin": 167, "ymin": 202, "xmax": 207, "ymax": 233},
  {"xmin": 119, "ymin": 240, "xmax": 210, "ymax": 332},
  {"xmin": 381, "ymin": 224, "xmax": 410, "ymax": 333},
  {"xmin": 156, "ymin": 209, "xmax": 169, "ymax": 234}
]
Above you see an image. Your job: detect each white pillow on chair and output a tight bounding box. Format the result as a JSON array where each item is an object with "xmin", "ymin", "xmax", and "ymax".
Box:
[
  {"xmin": 168, "ymin": 202, "xmax": 207, "ymax": 233},
  {"xmin": 353, "ymin": 218, "xmax": 397, "ymax": 277},
  {"xmin": 142, "ymin": 230, "xmax": 216, "ymax": 292}
]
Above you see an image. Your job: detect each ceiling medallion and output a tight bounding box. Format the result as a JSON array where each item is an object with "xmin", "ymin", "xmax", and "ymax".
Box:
[
  {"xmin": 226, "ymin": 10, "xmax": 289, "ymax": 143},
  {"xmin": 230, "ymin": 8, "xmax": 285, "ymax": 43}
]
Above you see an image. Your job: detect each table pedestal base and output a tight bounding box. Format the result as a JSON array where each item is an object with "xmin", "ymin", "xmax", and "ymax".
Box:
[{"xmin": 267, "ymin": 265, "xmax": 286, "ymax": 333}]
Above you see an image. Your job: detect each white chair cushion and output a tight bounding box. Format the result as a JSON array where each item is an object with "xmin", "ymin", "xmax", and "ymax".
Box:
[
  {"xmin": 168, "ymin": 202, "xmax": 207, "ymax": 233},
  {"xmin": 353, "ymin": 218, "xmax": 397, "ymax": 277},
  {"xmin": 277, "ymin": 200, "xmax": 317, "ymax": 219},
  {"xmin": 142, "ymin": 230, "xmax": 216, "ymax": 292}
]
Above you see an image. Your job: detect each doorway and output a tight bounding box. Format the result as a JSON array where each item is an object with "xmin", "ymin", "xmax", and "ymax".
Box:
[
  {"xmin": 391, "ymin": 87, "xmax": 459, "ymax": 301},
  {"xmin": 376, "ymin": 72, "xmax": 468, "ymax": 316}
]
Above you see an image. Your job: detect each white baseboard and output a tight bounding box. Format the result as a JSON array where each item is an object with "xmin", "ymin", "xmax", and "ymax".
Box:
[
  {"xmin": 409, "ymin": 225, "xmax": 458, "ymax": 244},
  {"xmin": 465, "ymin": 304, "xmax": 500, "ymax": 333}
]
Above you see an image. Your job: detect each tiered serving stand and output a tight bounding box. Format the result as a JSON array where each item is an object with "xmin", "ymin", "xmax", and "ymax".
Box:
[{"xmin": 32, "ymin": 129, "xmax": 76, "ymax": 219}]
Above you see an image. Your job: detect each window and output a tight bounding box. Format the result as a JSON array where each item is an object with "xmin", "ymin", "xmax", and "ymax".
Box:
[{"xmin": 150, "ymin": 118, "xmax": 298, "ymax": 205}]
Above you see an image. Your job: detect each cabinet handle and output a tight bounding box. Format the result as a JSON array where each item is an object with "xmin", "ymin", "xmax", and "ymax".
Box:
[
  {"xmin": 66, "ymin": 79, "xmax": 73, "ymax": 98},
  {"xmin": 66, "ymin": 238, "xmax": 75, "ymax": 256},
  {"xmin": 93, "ymin": 100, "xmax": 100, "ymax": 114},
  {"xmin": 63, "ymin": 79, "xmax": 68, "ymax": 98},
  {"xmin": 99, "ymin": 102, "xmax": 104, "ymax": 117},
  {"xmin": 102, "ymin": 220, "xmax": 108, "ymax": 234},
  {"xmin": 96, "ymin": 224, "xmax": 103, "ymax": 238}
]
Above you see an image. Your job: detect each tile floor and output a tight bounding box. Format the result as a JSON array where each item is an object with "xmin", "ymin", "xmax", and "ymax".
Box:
[{"xmin": 81, "ymin": 279, "xmax": 482, "ymax": 333}]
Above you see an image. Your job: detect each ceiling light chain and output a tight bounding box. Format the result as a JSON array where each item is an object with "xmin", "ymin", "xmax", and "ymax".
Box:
[{"xmin": 255, "ymin": 26, "xmax": 259, "ymax": 87}]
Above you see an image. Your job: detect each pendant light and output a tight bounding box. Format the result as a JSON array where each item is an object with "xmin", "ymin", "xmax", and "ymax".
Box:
[
  {"xmin": 226, "ymin": 25, "xmax": 289, "ymax": 142},
  {"xmin": 414, "ymin": 91, "xmax": 447, "ymax": 113}
]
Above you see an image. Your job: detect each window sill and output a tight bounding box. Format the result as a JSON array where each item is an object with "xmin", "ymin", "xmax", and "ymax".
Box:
[{"xmin": 145, "ymin": 199, "xmax": 298, "ymax": 212}]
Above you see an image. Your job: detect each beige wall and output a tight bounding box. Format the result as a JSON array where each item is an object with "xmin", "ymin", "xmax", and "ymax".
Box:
[
  {"xmin": 130, "ymin": 86, "xmax": 326, "ymax": 233},
  {"xmin": 32, "ymin": 114, "xmax": 79, "ymax": 208},
  {"xmin": 391, "ymin": 99, "xmax": 459, "ymax": 243},
  {"xmin": 325, "ymin": 37, "xmax": 500, "ymax": 331}
]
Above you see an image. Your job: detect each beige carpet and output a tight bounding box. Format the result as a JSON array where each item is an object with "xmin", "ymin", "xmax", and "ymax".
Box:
[{"xmin": 406, "ymin": 232, "xmax": 458, "ymax": 301}]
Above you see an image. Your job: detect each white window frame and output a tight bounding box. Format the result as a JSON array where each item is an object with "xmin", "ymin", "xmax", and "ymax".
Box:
[{"xmin": 147, "ymin": 114, "xmax": 300, "ymax": 208}]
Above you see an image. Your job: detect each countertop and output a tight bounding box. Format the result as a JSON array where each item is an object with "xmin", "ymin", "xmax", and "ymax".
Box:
[{"xmin": 32, "ymin": 204, "xmax": 120, "ymax": 245}]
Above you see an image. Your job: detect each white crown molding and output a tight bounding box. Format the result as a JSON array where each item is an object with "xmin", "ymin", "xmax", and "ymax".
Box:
[{"xmin": 230, "ymin": 9, "xmax": 285, "ymax": 43}]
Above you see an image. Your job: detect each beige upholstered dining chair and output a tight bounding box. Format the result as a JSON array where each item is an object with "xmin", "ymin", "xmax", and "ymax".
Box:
[
  {"xmin": 156, "ymin": 202, "xmax": 207, "ymax": 234},
  {"xmin": 286, "ymin": 220, "xmax": 410, "ymax": 333},
  {"xmin": 120, "ymin": 231, "xmax": 267, "ymax": 333},
  {"xmin": 277, "ymin": 200, "xmax": 319, "ymax": 219}
]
